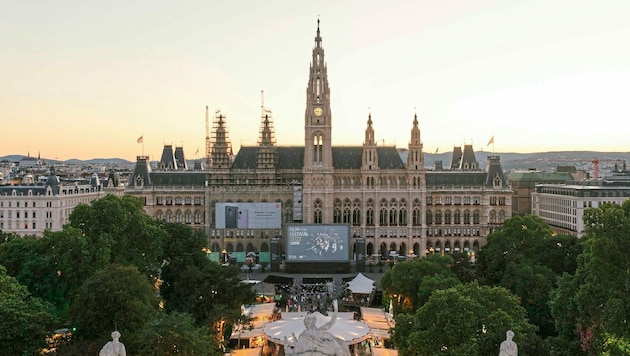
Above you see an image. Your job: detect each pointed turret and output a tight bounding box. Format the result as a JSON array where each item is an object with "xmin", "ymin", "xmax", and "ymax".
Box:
[
  {"xmin": 407, "ymin": 112, "xmax": 424, "ymax": 170},
  {"xmin": 210, "ymin": 111, "xmax": 233, "ymax": 170},
  {"xmin": 304, "ymin": 18, "xmax": 332, "ymax": 169},
  {"xmin": 362, "ymin": 112, "xmax": 378, "ymax": 170}
]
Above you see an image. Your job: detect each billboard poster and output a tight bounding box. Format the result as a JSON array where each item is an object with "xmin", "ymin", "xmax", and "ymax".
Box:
[
  {"xmin": 215, "ymin": 202, "xmax": 282, "ymax": 229},
  {"xmin": 286, "ymin": 224, "xmax": 350, "ymax": 262}
]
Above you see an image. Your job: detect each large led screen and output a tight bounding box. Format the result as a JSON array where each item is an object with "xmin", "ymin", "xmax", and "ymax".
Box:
[
  {"xmin": 286, "ymin": 224, "xmax": 350, "ymax": 262},
  {"xmin": 215, "ymin": 202, "xmax": 282, "ymax": 229}
]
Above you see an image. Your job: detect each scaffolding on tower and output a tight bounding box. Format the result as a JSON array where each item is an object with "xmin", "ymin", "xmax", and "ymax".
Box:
[{"xmin": 209, "ymin": 109, "xmax": 233, "ymax": 169}]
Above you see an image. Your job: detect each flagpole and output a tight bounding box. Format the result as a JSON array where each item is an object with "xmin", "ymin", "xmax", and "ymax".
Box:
[{"xmin": 142, "ymin": 134, "xmax": 145, "ymax": 157}]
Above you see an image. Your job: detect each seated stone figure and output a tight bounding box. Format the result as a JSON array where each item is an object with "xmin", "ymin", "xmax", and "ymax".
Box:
[
  {"xmin": 99, "ymin": 330, "xmax": 126, "ymax": 356},
  {"xmin": 499, "ymin": 330, "xmax": 518, "ymax": 356},
  {"xmin": 285, "ymin": 300, "xmax": 350, "ymax": 356}
]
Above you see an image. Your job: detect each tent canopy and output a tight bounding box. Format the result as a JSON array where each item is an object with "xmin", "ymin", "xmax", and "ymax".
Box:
[
  {"xmin": 264, "ymin": 311, "xmax": 370, "ymax": 346},
  {"xmin": 346, "ymin": 273, "xmax": 376, "ymax": 295}
]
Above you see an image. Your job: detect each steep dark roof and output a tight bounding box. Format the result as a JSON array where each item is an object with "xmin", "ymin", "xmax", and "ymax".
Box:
[
  {"xmin": 149, "ymin": 172, "xmax": 208, "ymax": 186},
  {"xmin": 426, "ymin": 171, "xmax": 488, "ymax": 187},
  {"xmin": 376, "ymin": 147, "xmax": 406, "ymax": 169},
  {"xmin": 232, "ymin": 146, "xmax": 405, "ymax": 170}
]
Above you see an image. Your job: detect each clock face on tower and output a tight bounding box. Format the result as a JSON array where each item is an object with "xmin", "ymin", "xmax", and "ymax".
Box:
[{"xmin": 313, "ymin": 107, "xmax": 323, "ymax": 116}]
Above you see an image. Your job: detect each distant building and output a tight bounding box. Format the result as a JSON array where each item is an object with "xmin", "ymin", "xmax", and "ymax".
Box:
[
  {"xmin": 531, "ymin": 175, "xmax": 630, "ymax": 237},
  {"xmin": 0, "ymin": 170, "xmax": 124, "ymax": 237},
  {"xmin": 125, "ymin": 20, "xmax": 512, "ymax": 259},
  {"xmin": 507, "ymin": 170, "xmax": 575, "ymax": 216}
]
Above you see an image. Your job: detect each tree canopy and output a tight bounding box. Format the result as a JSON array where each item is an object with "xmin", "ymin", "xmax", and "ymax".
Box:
[{"xmin": 392, "ymin": 282, "xmax": 540, "ymax": 356}]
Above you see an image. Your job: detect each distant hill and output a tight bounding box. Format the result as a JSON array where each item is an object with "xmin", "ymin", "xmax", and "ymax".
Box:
[
  {"xmin": 3, "ymin": 151, "xmax": 630, "ymax": 173},
  {"xmin": 0, "ymin": 155, "xmax": 132, "ymax": 165}
]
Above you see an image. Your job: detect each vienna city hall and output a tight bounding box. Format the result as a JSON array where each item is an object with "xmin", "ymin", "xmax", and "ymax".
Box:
[{"xmin": 127, "ymin": 21, "xmax": 512, "ymax": 262}]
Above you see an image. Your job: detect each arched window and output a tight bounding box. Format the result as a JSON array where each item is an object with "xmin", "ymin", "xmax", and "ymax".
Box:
[
  {"xmin": 473, "ymin": 210, "xmax": 480, "ymax": 224},
  {"xmin": 352, "ymin": 199, "xmax": 361, "ymax": 226},
  {"xmin": 445, "ymin": 210, "xmax": 451, "ymax": 224},
  {"xmin": 454, "ymin": 210, "xmax": 461, "ymax": 224},
  {"xmin": 343, "ymin": 198, "xmax": 351, "ymax": 224},
  {"xmin": 313, "ymin": 132, "xmax": 323, "ymax": 163},
  {"xmin": 425, "ymin": 210, "xmax": 432, "ymax": 225},
  {"xmin": 333, "ymin": 198, "xmax": 342, "ymax": 223},
  {"xmin": 464, "ymin": 210, "xmax": 471, "ymax": 224},
  {"xmin": 314, "ymin": 199, "xmax": 323, "ymax": 224},
  {"xmin": 435, "ymin": 211, "xmax": 442, "ymax": 224}
]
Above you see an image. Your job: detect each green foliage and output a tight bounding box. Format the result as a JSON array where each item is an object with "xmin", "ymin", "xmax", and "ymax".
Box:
[
  {"xmin": 68, "ymin": 194, "xmax": 167, "ymax": 279},
  {"xmin": 392, "ymin": 282, "xmax": 539, "ymax": 356},
  {"xmin": 135, "ymin": 312, "xmax": 222, "ymax": 356},
  {"xmin": 0, "ymin": 265, "xmax": 56, "ymax": 355},
  {"xmin": 159, "ymin": 222, "xmax": 255, "ymax": 327},
  {"xmin": 69, "ymin": 264, "xmax": 160, "ymax": 341},
  {"xmin": 568, "ymin": 202, "xmax": 630, "ymax": 354},
  {"xmin": 477, "ymin": 214, "xmax": 581, "ymax": 338},
  {"xmin": 381, "ymin": 254, "xmax": 458, "ymax": 312}
]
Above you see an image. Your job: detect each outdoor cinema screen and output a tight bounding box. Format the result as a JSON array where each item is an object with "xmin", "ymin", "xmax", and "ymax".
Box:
[{"xmin": 286, "ymin": 224, "xmax": 350, "ymax": 262}]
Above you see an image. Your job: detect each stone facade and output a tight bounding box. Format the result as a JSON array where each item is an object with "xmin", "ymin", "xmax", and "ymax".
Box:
[{"xmin": 126, "ymin": 21, "xmax": 512, "ymax": 259}]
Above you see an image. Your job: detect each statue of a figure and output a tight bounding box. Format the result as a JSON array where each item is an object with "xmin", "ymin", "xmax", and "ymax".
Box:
[
  {"xmin": 99, "ymin": 330, "xmax": 127, "ymax": 356},
  {"xmin": 499, "ymin": 330, "xmax": 517, "ymax": 356},
  {"xmin": 284, "ymin": 300, "xmax": 350, "ymax": 356}
]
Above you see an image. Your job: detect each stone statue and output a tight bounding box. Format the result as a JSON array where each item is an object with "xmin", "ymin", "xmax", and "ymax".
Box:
[
  {"xmin": 284, "ymin": 300, "xmax": 350, "ymax": 356},
  {"xmin": 499, "ymin": 330, "xmax": 517, "ymax": 356},
  {"xmin": 99, "ymin": 330, "xmax": 126, "ymax": 356}
]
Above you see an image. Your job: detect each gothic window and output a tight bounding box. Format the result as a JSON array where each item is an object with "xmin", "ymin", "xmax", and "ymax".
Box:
[
  {"xmin": 156, "ymin": 211, "xmax": 163, "ymax": 220},
  {"xmin": 185, "ymin": 197, "xmax": 192, "ymax": 205},
  {"xmin": 175, "ymin": 196, "xmax": 183, "ymax": 205},
  {"xmin": 313, "ymin": 133, "xmax": 323, "ymax": 163},
  {"xmin": 413, "ymin": 208, "xmax": 422, "ymax": 226},
  {"xmin": 498, "ymin": 210, "xmax": 505, "ymax": 223},
  {"xmin": 314, "ymin": 199, "xmax": 322, "ymax": 224},
  {"xmin": 352, "ymin": 208, "xmax": 361, "ymax": 226},
  {"xmin": 473, "ymin": 196, "xmax": 481, "ymax": 205},
  {"xmin": 366, "ymin": 208, "xmax": 374, "ymax": 225},
  {"xmin": 175, "ymin": 210, "xmax": 182, "ymax": 223},
  {"xmin": 333, "ymin": 199, "xmax": 342, "ymax": 224},
  {"xmin": 435, "ymin": 211, "xmax": 442, "ymax": 224},
  {"xmin": 399, "ymin": 208, "xmax": 407, "ymax": 225},
  {"xmin": 194, "ymin": 211, "xmax": 202, "ymax": 224},
  {"xmin": 343, "ymin": 207, "xmax": 351, "ymax": 224},
  {"xmin": 389, "ymin": 208, "xmax": 397, "ymax": 226},
  {"xmin": 499, "ymin": 197, "xmax": 506, "ymax": 205},
  {"xmin": 490, "ymin": 210, "xmax": 497, "ymax": 224},
  {"xmin": 494, "ymin": 174, "xmax": 502, "ymax": 187},
  {"xmin": 426, "ymin": 211, "xmax": 433, "ymax": 225},
  {"xmin": 185, "ymin": 211, "xmax": 192, "ymax": 224},
  {"xmin": 473, "ymin": 210, "xmax": 480, "ymax": 224},
  {"xmin": 464, "ymin": 210, "xmax": 471, "ymax": 224},
  {"xmin": 445, "ymin": 210, "xmax": 451, "ymax": 224},
  {"xmin": 463, "ymin": 196, "xmax": 471, "ymax": 205},
  {"xmin": 454, "ymin": 196, "xmax": 461, "ymax": 205},
  {"xmin": 380, "ymin": 208, "xmax": 388, "ymax": 226},
  {"xmin": 454, "ymin": 210, "xmax": 461, "ymax": 224},
  {"xmin": 166, "ymin": 211, "xmax": 173, "ymax": 223}
]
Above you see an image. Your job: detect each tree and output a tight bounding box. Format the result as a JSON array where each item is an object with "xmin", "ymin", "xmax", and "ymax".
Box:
[
  {"xmin": 0, "ymin": 265, "xmax": 55, "ymax": 355},
  {"xmin": 135, "ymin": 312, "xmax": 222, "ymax": 356},
  {"xmin": 159, "ymin": 222, "xmax": 255, "ymax": 328},
  {"xmin": 381, "ymin": 254, "xmax": 457, "ymax": 312},
  {"xmin": 568, "ymin": 202, "xmax": 630, "ymax": 354},
  {"xmin": 477, "ymin": 214, "xmax": 581, "ymax": 338},
  {"xmin": 69, "ymin": 264, "xmax": 160, "ymax": 342},
  {"xmin": 68, "ymin": 194, "xmax": 167, "ymax": 280},
  {"xmin": 392, "ymin": 282, "xmax": 540, "ymax": 356}
]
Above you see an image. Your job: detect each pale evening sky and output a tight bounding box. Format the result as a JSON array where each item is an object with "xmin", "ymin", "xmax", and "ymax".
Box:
[{"xmin": 2, "ymin": 0, "xmax": 630, "ymax": 161}]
